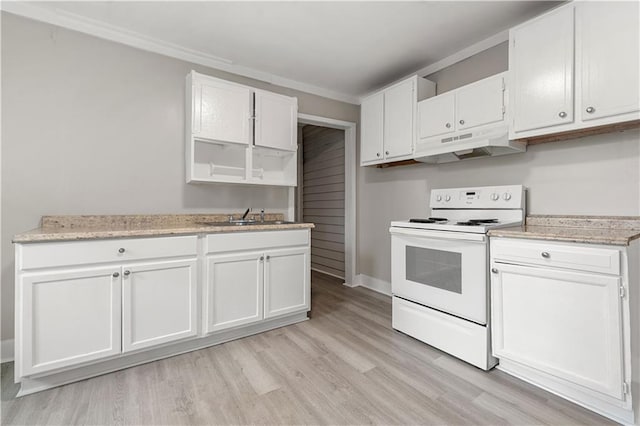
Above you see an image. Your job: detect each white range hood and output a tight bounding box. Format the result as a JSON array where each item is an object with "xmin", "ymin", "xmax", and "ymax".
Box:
[{"xmin": 414, "ymin": 125, "xmax": 526, "ymax": 164}]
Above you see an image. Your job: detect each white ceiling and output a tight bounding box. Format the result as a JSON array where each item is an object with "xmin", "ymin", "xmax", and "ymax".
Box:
[{"xmin": 8, "ymin": 1, "xmax": 560, "ymax": 103}]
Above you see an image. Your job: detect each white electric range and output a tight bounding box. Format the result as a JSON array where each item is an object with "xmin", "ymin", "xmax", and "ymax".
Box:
[{"xmin": 389, "ymin": 185, "xmax": 525, "ymax": 370}]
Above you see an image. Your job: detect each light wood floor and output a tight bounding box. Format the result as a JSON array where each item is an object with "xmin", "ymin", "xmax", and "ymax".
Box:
[{"xmin": 2, "ymin": 272, "xmax": 615, "ymax": 425}]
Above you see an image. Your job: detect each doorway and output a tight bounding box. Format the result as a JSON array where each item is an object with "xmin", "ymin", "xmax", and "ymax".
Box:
[{"xmin": 295, "ymin": 114, "xmax": 356, "ymax": 287}]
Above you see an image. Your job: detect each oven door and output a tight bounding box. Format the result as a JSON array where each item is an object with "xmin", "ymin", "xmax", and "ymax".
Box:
[{"xmin": 390, "ymin": 227, "xmax": 488, "ymax": 324}]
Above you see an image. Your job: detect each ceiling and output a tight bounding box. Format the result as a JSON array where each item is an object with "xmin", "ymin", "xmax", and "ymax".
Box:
[{"xmin": 8, "ymin": 1, "xmax": 560, "ymax": 103}]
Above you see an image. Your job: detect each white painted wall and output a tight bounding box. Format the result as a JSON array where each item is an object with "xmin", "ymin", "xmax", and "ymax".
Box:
[{"xmin": 0, "ymin": 13, "xmax": 359, "ymax": 342}]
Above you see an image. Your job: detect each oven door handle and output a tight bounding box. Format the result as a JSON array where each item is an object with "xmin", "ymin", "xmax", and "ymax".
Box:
[{"xmin": 389, "ymin": 227, "xmax": 486, "ymax": 242}]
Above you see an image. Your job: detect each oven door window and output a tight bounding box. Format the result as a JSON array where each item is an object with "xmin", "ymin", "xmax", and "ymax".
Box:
[{"xmin": 406, "ymin": 246, "xmax": 462, "ymax": 294}]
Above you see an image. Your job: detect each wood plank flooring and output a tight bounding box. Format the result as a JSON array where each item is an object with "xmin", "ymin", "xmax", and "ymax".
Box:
[{"xmin": 1, "ymin": 272, "xmax": 615, "ymax": 425}]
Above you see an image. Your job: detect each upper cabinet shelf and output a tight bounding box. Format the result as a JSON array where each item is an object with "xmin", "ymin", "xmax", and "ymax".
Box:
[
  {"xmin": 509, "ymin": 1, "xmax": 640, "ymax": 141},
  {"xmin": 186, "ymin": 71, "xmax": 298, "ymax": 186}
]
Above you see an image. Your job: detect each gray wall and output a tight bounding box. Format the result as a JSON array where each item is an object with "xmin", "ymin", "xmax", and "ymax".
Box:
[
  {"xmin": 426, "ymin": 42, "xmax": 509, "ymax": 94},
  {"xmin": 0, "ymin": 13, "xmax": 359, "ymax": 341},
  {"xmin": 357, "ymin": 44, "xmax": 640, "ymax": 283},
  {"xmin": 4, "ymin": 10, "xmax": 640, "ymax": 343}
]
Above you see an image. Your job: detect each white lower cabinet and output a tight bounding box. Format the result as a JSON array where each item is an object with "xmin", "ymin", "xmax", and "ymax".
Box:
[
  {"xmin": 16, "ymin": 236, "xmax": 198, "ymax": 378},
  {"xmin": 264, "ymin": 247, "xmax": 310, "ymax": 319},
  {"xmin": 122, "ymin": 259, "xmax": 198, "ymax": 353},
  {"xmin": 490, "ymin": 238, "xmax": 635, "ymax": 423},
  {"xmin": 14, "ymin": 229, "xmax": 311, "ymax": 395},
  {"xmin": 204, "ymin": 240, "xmax": 311, "ymax": 333},
  {"xmin": 492, "ymin": 263, "xmax": 623, "ymax": 399},
  {"xmin": 19, "ymin": 266, "xmax": 122, "ymax": 376},
  {"xmin": 205, "ymin": 252, "xmax": 264, "ymax": 333}
]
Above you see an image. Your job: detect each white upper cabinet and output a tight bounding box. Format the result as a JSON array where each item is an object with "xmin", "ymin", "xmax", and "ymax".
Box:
[
  {"xmin": 510, "ymin": 6, "xmax": 574, "ymax": 135},
  {"xmin": 186, "ymin": 71, "xmax": 298, "ymax": 186},
  {"xmin": 418, "ymin": 93, "xmax": 455, "ymax": 139},
  {"xmin": 384, "ymin": 78, "xmax": 417, "ymax": 160},
  {"xmin": 254, "ymin": 90, "xmax": 297, "ymax": 151},
  {"xmin": 360, "ymin": 75, "xmax": 435, "ymax": 166},
  {"xmin": 456, "ymin": 75, "xmax": 505, "ymax": 131},
  {"xmin": 360, "ymin": 92, "xmax": 385, "ymax": 163},
  {"xmin": 579, "ymin": 1, "xmax": 640, "ymax": 122},
  {"xmin": 194, "ymin": 79, "xmax": 253, "ymax": 145},
  {"xmin": 417, "ymin": 72, "xmax": 507, "ymax": 142},
  {"xmin": 510, "ymin": 2, "xmax": 640, "ymax": 140}
]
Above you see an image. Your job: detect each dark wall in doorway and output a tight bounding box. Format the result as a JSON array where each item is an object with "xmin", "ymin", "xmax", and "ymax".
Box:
[{"xmin": 301, "ymin": 125, "xmax": 345, "ymax": 279}]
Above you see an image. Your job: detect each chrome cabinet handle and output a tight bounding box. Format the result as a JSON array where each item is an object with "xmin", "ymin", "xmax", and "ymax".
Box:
[
  {"xmin": 558, "ymin": 111, "xmax": 567, "ymax": 118},
  {"xmin": 586, "ymin": 106, "xmax": 595, "ymax": 114},
  {"xmin": 445, "ymin": 123, "xmax": 451, "ymax": 128},
  {"xmin": 118, "ymin": 248, "xmax": 125, "ymax": 254},
  {"xmin": 266, "ymin": 255, "xmax": 271, "ymax": 261},
  {"xmin": 376, "ymin": 152, "xmax": 381, "ymax": 157},
  {"xmin": 385, "ymin": 151, "xmax": 389, "ymax": 156},
  {"xmin": 113, "ymin": 272, "xmax": 120, "ymax": 278},
  {"xmin": 123, "ymin": 270, "xmax": 131, "ymax": 276},
  {"xmin": 491, "ymin": 268, "xmax": 498, "ymax": 274},
  {"xmin": 541, "ymin": 252, "xmax": 550, "ymax": 258},
  {"xmin": 459, "ymin": 119, "xmax": 465, "ymax": 125},
  {"xmin": 260, "ymin": 256, "xmax": 264, "ymax": 261}
]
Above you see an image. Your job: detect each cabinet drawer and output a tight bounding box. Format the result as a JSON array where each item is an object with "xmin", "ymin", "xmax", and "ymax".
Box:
[
  {"xmin": 19, "ymin": 235, "xmax": 198, "ymax": 270},
  {"xmin": 206, "ymin": 230, "xmax": 309, "ymax": 254},
  {"xmin": 491, "ymin": 239, "xmax": 620, "ymax": 275}
]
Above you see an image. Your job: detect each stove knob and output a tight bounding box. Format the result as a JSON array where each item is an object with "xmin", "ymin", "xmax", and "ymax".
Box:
[
  {"xmin": 491, "ymin": 193, "xmax": 499, "ymax": 201},
  {"xmin": 445, "ymin": 195, "xmax": 451, "ymax": 202},
  {"xmin": 436, "ymin": 195, "xmax": 442, "ymax": 202},
  {"xmin": 503, "ymin": 193, "xmax": 512, "ymax": 201}
]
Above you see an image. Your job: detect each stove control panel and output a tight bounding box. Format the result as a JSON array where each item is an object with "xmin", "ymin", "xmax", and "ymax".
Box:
[{"xmin": 430, "ymin": 185, "xmax": 525, "ymax": 209}]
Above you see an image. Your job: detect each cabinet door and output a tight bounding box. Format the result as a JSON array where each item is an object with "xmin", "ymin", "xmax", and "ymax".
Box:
[
  {"xmin": 579, "ymin": 2, "xmax": 640, "ymax": 122},
  {"xmin": 195, "ymin": 79, "xmax": 252, "ymax": 144},
  {"xmin": 384, "ymin": 79, "xmax": 415, "ymax": 159},
  {"xmin": 264, "ymin": 247, "xmax": 310, "ymax": 319},
  {"xmin": 417, "ymin": 93, "xmax": 455, "ymax": 140},
  {"xmin": 205, "ymin": 252, "xmax": 264, "ymax": 333},
  {"xmin": 360, "ymin": 92, "xmax": 384, "ymax": 164},
  {"xmin": 510, "ymin": 6, "xmax": 575, "ymax": 134},
  {"xmin": 122, "ymin": 259, "xmax": 198, "ymax": 353},
  {"xmin": 456, "ymin": 75, "xmax": 505, "ymax": 131},
  {"xmin": 491, "ymin": 263, "xmax": 624, "ymax": 400},
  {"xmin": 254, "ymin": 90, "xmax": 298, "ymax": 151},
  {"xmin": 20, "ymin": 267, "xmax": 121, "ymax": 376}
]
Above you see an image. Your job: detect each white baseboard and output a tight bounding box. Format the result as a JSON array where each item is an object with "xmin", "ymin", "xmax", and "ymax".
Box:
[
  {"xmin": 1, "ymin": 339, "xmax": 15, "ymax": 363},
  {"xmin": 352, "ymin": 274, "xmax": 392, "ymax": 296}
]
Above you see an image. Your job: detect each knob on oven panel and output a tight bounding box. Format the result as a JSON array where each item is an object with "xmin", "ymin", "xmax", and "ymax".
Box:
[{"xmin": 429, "ymin": 185, "xmax": 524, "ymax": 209}]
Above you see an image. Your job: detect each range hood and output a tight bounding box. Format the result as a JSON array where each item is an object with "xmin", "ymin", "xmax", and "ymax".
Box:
[{"xmin": 414, "ymin": 125, "xmax": 526, "ymax": 164}]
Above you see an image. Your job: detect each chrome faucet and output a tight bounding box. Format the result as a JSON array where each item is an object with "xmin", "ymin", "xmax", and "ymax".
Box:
[
  {"xmin": 241, "ymin": 208, "xmax": 250, "ymax": 220},
  {"xmin": 260, "ymin": 209, "xmax": 265, "ymax": 222}
]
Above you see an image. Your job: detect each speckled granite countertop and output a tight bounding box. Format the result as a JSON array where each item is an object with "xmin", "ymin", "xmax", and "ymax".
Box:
[
  {"xmin": 13, "ymin": 214, "xmax": 314, "ymax": 243},
  {"xmin": 488, "ymin": 215, "xmax": 640, "ymax": 246}
]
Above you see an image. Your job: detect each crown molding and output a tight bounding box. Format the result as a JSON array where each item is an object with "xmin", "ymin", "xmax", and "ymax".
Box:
[
  {"xmin": 358, "ymin": 29, "xmax": 509, "ymax": 103},
  {"xmin": 1, "ymin": 2, "xmax": 360, "ymax": 105}
]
